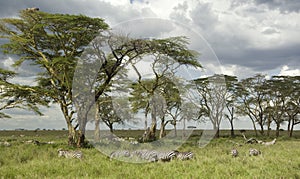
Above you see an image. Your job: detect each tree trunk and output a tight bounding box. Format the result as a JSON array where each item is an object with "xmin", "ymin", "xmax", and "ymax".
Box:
[
  {"xmin": 77, "ymin": 111, "xmax": 88, "ymax": 148},
  {"xmin": 212, "ymin": 122, "xmax": 219, "ymax": 138},
  {"xmin": 144, "ymin": 113, "xmax": 148, "ymax": 130},
  {"xmin": 289, "ymin": 119, "xmax": 294, "ymax": 137},
  {"xmin": 109, "ymin": 123, "xmax": 114, "ymax": 133},
  {"xmin": 146, "ymin": 103, "xmax": 157, "ymax": 141},
  {"xmin": 174, "ymin": 122, "xmax": 177, "ymax": 137},
  {"xmin": 183, "ymin": 117, "xmax": 186, "ymax": 138},
  {"xmin": 67, "ymin": 123, "xmax": 76, "ymax": 146},
  {"xmin": 250, "ymin": 118, "xmax": 258, "ymax": 137},
  {"xmin": 259, "ymin": 123, "xmax": 264, "ymax": 136},
  {"xmin": 287, "ymin": 118, "xmax": 291, "ymax": 133},
  {"xmin": 275, "ymin": 123, "xmax": 280, "ymax": 137},
  {"xmin": 216, "ymin": 127, "xmax": 220, "ymax": 138},
  {"xmin": 94, "ymin": 105, "xmax": 100, "ymax": 142},
  {"xmin": 229, "ymin": 120, "xmax": 235, "ymax": 138},
  {"xmin": 159, "ymin": 118, "xmax": 165, "ymax": 139}
]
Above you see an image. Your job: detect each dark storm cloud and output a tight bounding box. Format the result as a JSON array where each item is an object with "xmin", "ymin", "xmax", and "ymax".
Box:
[
  {"xmin": 0, "ymin": 0, "xmax": 154, "ymax": 25},
  {"xmin": 254, "ymin": 0, "xmax": 300, "ymax": 13},
  {"xmin": 216, "ymin": 43, "xmax": 300, "ymax": 71}
]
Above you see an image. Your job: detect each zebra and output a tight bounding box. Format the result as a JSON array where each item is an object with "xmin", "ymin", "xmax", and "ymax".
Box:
[
  {"xmin": 249, "ymin": 148, "xmax": 261, "ymax": 156},
  {"xmin": 156, "ymin": 150, "xmax": 179, "ymax": 162},
  {"xmin": 109, "ymin": 150, "xmax": 131, "ymax": 160},
  {"xmin": 132, "ymin": 149, "xmax": 158, "ymax": 162},
  {"xmin": 231, "ymin": 148, "xmax": 238, "ymax": 157},
  {"xmin": 177, "ymin": 151, "xmax": 194, "ymax": 160},
  {"xmin": 58, "ymin": 149, "xmax": 83, "ymax": 159}
]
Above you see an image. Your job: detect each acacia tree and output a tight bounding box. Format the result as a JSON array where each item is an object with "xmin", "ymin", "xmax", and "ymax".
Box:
[
  {"xmin": 129, "ymin": 38, "xmax": 201, "ymax": 141},
  {"xmin": 236, "ymin": 74, "xmax": 269, "ymax": 136},
  {"xmin": 194, "ymin": 74, "xmax": 227, "ymax": 138},
  {"xmin": 223, "ymin": 75, "xmax": 238, "ymax": 138},
  {"xmin": 266, "ymin": 76, "xmax": 300, "ymax": 137},
  {"xmin": 0, "ymin": 10, "xmax": 109, "ymax": 146}
]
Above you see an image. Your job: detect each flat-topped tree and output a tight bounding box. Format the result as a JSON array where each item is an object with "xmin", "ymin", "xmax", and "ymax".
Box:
[{"xmin": 0, "ymin": 9, "xmax": 109, "ymax": 146}]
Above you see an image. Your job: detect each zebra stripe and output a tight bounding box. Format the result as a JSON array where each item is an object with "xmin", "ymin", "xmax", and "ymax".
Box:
[
  {"xmin": 110, "ymin": 150, "xmax": 131, "ymax": 160},
  {"xmin": 176, "ymin": 151, "xmax": 194, "ymax": 160},
  {"xmin": 133, "ymin": 150, "xmax": 158, "ymax": 162},
  {"xmin": 156, "ymin": 150, "xmax": 179, "ymax": 162},
  {"xmin": 58, "ymin": 149, "xmax": 83, "ymax": 159}
]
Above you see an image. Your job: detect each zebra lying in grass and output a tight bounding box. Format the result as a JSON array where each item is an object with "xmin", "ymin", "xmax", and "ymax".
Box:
[
  {"xmin": 110, "ymin": 150, "xmax": 131, "ymax": 161},
  {"xmin": 110, "ymin": 149, "xmax": 194, "ymax": 162},
  {"xmin": 249, "ymin": 148, "xmax": 261, "ymax": 156},
  {"xmin": 157, "ymin": 150, "xmax": 179, "ymax": 162},
  {"xmin": 131, "ymin": 149, "xmax": 158, "ymax": 162},
  {"xmin": 58, "ymin": 149, "xmax": 83, "ymax": 159},
  {"xmin": 231, "ymin": 148, "xmax": 238, "ymax": 157},
  {"xmin": 176, "ymin": 151, "xmax": 194, "ymax": 160}
]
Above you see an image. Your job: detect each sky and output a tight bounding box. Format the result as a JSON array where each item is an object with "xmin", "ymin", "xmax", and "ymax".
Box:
[{"xmin": 0, "ymin": 0, "xmax": 299, "ymax": 130}]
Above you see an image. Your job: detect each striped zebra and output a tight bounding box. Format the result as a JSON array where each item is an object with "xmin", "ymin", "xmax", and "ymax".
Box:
[
  {"xmin": 132, "ymin": 149, "xmax": 158, "ymax": 162},
  {"xmin": 249, "ymin": 148, "xmax": 261, "ymax": 156},
  {"xmin": 110, "ymin": 150, "xmax": 131, "ymax": 160},
  {"xmin": 58, "ymin": 149, "xmax": 83, "ymax": 159},
  {"xmin": 231, "ymin": 149, "xmax": 238, "ymax": 157},
  {"xmin": 176, "ymin": 151, "xmax": 194, "ymax": 160},
  {"xmin": 156, "ymin": 150, "xmax": 179, "ymax": 162}
]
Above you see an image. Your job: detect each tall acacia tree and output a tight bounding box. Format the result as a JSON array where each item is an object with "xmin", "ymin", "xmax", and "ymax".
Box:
[
  {"xmin": 194, "ymin": 74, "xmax": 227, "ymax": 138},
  {"xmin": 0, "ymin": 9, "xmax": 109, "ymax": 146},
  {"xmin": 129, "ymin": 37, "xmax": 201, "ymax": 141},
  {"xmin": 223, "ymin": 75, "xmax": 238, "ymax": 138},
  {"xmin": 236, "ymin": 74, "xmax": 269, "ymax": 136}
]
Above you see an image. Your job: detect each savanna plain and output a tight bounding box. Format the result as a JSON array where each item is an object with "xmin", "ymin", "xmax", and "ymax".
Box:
[{"xmin": 0, "ymin": 130, "xmax": 299, "ymax": 178}]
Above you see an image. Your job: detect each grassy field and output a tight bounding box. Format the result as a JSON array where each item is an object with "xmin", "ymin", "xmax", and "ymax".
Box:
[{"xmin": 0, "ymin": 130, "xmax": 299, "ymax": 178}]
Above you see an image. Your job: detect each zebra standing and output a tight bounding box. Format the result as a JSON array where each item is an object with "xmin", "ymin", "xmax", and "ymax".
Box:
[
  {"xmin": 249, "ymin": 148, "xmax": 261, "ymax": 156},
  {"xmin": 176, "ymin": 151, "xmax": 194, "ymax": 160},
  {"xmin": 58, "ymin": 149, "xmax": 83, "ymax": 159},
  {"xmin": 231, "ymin": 148, "xmax": 238, "ymax": 157},
  {"xmin": 156, "ymin": 150, "xmax": 179, "ymax": 162}
]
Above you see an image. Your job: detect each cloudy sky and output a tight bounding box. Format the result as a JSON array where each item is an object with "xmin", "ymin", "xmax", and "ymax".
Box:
[{"xmin": 0, "ymin": 0, "xmax": 299, "ymax": 130}]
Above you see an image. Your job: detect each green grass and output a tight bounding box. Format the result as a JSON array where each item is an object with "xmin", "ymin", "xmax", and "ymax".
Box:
[{"xmin": 0, "ymin": 130, "xmax": 299, "ymax": 178}]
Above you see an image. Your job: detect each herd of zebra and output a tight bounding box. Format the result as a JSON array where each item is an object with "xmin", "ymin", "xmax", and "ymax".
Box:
[
  {"xmin": 110, "ymin": 149, "xmax": 194, "ymax": 162},
  {"xmin": 57, "ymin": 148, "xmax": 194, "ymax": 162}
]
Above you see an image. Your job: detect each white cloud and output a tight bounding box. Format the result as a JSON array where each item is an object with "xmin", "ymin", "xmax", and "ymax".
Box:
[{"xmin": 279, "ymin": 65, "xmax": 300, "ymax": 76}]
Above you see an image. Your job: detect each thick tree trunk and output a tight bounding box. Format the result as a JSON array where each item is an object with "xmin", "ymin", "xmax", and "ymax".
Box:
[
  {"xmin": 144, "ymin": 104, "xmax": 157, "ymax": 141},
  {"xmin": 67, "ymin": 123, "xmax": 76, "ymax": 146},
  {"xmin": 77, "ymin": 111, "xmax": 88, "ymax": 148}
]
